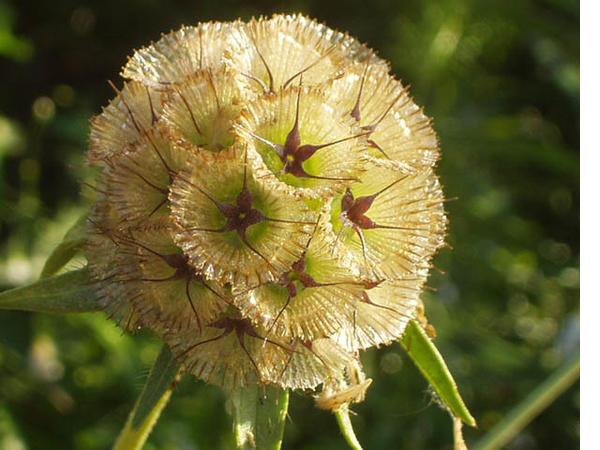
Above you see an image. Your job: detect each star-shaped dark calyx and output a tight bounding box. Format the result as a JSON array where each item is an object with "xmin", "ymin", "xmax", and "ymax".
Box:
[
  {"xmin": 265, "ymin": 253, "xmax": 321, "ymax": 333},
  {"xmin": 339, "ymin": 175, "xmax": 411, "ymax": 258}
]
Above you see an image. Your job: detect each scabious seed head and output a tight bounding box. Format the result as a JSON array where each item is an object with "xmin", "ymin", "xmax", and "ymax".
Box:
[{"xmin": 85, "ymin": 14, "xmax": 447, "ymax": 408}]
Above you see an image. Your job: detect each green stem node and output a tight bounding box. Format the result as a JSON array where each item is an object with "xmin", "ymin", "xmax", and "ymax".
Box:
[{"xmin": 335, "ymin": 406, "xmax": 364, "ymax": 450}]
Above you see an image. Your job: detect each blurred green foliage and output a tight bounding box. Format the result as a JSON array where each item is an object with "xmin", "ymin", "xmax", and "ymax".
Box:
[{"xmin": 0, "ymin": 0, "xmax": 579, "ymax": 449}]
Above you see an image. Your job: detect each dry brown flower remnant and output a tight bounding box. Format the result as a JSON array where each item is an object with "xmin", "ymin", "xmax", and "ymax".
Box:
[{"xmin": 85, "ymin": 14, "xmax": 446, "ymax": 408}]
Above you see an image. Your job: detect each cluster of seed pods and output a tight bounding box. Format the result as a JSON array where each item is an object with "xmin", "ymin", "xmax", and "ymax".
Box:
[{"xmin": 85, "ymin": 14, "xmax": 446, "ymax": 405}]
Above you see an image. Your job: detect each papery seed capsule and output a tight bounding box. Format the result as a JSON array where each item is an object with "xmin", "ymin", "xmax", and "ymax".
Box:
[
  {"xmin": 89, "ymin": 80, "xmax": 162, "ymax": 164},
  {"xmin": 234, "ymin": 226, "xmax": 362, "ymax": 341},
  {"xmin": 161, "ymin": 68, "xmax": 249, "ymax": 152},
  {"xmin": 122, "ymin": 21, "xmax": 242, "ymax": 87},
  {"xmin": 113, "ymin": 219, "xmax": 230, "ymax": 333},
  {"xmin": 235, "ymin": 85, "xmax": 368, "ymax": 198},
  {"xmin": 166, "ymin": 314, "xmax": 292, "ymax": 388},
  {"xmin": 85, "ymin": 14, "xmax": 446, "ymax": 404},
  {"xmin": 328, "ymin": 162, "xmax": 447, "ymax": 279},
  {"xmin": 333, "ymin": 278, "xmax": 422, "ymax": 352},
  {"xmin": 103, "ymin": 128, "xmax": 187, "ymax": 223},
  {"xmin": 169, "ymin": 148, "xmax": 317, "ymax": 287},
  {"xmin": 227, "ymin": 14, "xmax": 383, "ymax": 95},
  {"xmin": 270, "ymin": 338, "xmax": 356, "ymax": 390},
  {"xmin": 328, "ymin": 63, "xmax": 439, "ymax": 171}
]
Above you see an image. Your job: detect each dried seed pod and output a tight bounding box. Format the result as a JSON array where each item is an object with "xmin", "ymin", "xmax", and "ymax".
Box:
[
  {"xmin": 235, "ymin": 85, "xmax": 368, "ymax": 198},
  {"xmin": 85, "ymin": 14, "xmax": 446, "ymax": 402},
  {"xmin": 333, "ymin": 278, "xmax": 422, "ymax": 352},
  {"xmin": 161, "ymin": 68, "xmax": 248, "ymax": 152},
  {"xmin": 113, "ymin": 219, "xmax": 230, "ymax": 333},
  {"xmin": 166, "ymin": 314, "xmax": 292, "ymax": 388},
  {"xmin": 169, "ymin": 148, "xmax": 317, "ymax": 287},
  {"xmin": 272, "ymin": 338, "xmax": 357, "ymax": 390},
  {"xmin": 122, "ymin": 21, "xmax": 241, "ymax": 87},
  {"xmin": 103, "ymin": 128, "xmax": 187, "ymax": 223},
  {"xmin": 233, "ymin": 227, "xmax": 362, "ymax": 341},
  {"xmin": 89, "ymin": 80, "xmax": 162, "ymax": 164},
  {"xmin": 328, "ymin": 64, "xmax": 439, "ymax": 171},
  {"xmin": 328, "ymin": 163, "xmax": 447, "ymax": 279},
  {"xmin": 227, "ymin": 14, "xmax": 382, "ymax": 96}
]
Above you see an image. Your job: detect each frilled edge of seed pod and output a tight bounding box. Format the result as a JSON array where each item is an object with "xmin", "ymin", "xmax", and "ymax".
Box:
[
  {"xmin": 121, "ymin": 21, "xmax": 245, "ymax": 88},
  {"xmin": 85, "ymin": 201, "xmax": 143, "ymax": 331},
  {"xmin": 88, "ymin": 80, "xmax": 162, "ymax": 165}
]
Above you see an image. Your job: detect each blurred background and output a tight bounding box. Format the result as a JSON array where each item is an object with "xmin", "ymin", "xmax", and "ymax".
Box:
[{"xmin": 0, "ymin": 0, "xmax": 579, "ymax": 449}]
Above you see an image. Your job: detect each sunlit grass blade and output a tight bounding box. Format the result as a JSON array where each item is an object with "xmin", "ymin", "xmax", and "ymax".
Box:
[
  {"xmin": 0, "ymin": 268, "xmax": 101, "ymax": 313},
  {"xmin": 335, "ymin": 405, "xmax": 364, "ymax": 450},
  {"xmin": 472, "ymin": 354, "xmax": 579, "ymax": 450},
  {"xmin": 229, "ymin": 384, "xmax": 289, "ymax": 450},
  {"xmin": 400, "ymin": 320, "xmax": 476, "ymax": 427},
  {"xmin": 41, "ymin": 214, "xmax": 88, "ymax": 278},
  {"xmin": 113, "ymin": 345, "xmax": 180, "ymax": 450}
]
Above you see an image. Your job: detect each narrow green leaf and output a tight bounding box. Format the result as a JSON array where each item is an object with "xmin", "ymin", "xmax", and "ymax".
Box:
[
  {"xmin": 335, "ymin": 406, "xmax": 364, "ymax": 450},
  {"xmin": 41, "ymin": 214, "xmax": 88, "ymax": 278},
  {"xmin": 473, "ymin": 354, "xmax": 579, "ymax": 450},
  {"xmin": 0, "ymin": 268, "xmax": 101, "ymax": 313},
  {"xmin": 401, "ymin": 320, "xmax": 476, "ymax": 427},
  {"xmin": 132, "ymin": 346, "xmax": 180, "ymax": 427},
  {"xmin": 113, "ymin": 345, "xmax": 180, "ymax": 450},
  {"xmin": 229, "ymin": 384, "xmax": 289, "ymax": 450}
]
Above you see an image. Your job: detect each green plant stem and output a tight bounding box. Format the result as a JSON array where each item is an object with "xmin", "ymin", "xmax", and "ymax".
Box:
[
  {"xmin": 113, "ymin": 345, "xmax": 180, "ymax": 450},
  {"xmin": 335, "ymin": 406, "xmax": 363, "ymax": 450},
  {"xmin": 473, "ymin": 354, "xmax": 580, "ymax": 450},
  {"xmin": 229, "ymin": 384, "xmax": 289, "ymax": 450}
]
